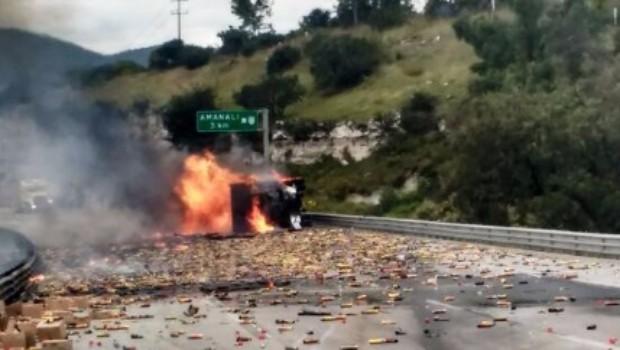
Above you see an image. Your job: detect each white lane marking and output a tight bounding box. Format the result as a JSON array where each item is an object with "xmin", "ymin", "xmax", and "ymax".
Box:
[
  {"xmin": 554, "ymin": 335, "xmax": 614, "ymax": 349},
  {"xmin": 320, "ymin": 323, "xmax": 337, "ymax": 343},
  {"xmin": 294, "ymin": 323, "xmax": 337, "ymax": 348},
  {"xmin": 425, "ymin": 299, "xmax": 462, "ymax": 311}
]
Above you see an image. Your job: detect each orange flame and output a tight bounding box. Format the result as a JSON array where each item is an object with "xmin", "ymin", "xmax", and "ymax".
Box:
[
  {"xmin": 175, "ymin": 151, "xmax": 274, "ymax": 235},
  {"xmin": 248, "ymin": 197, "xmax": 274, "ymax": 234}
]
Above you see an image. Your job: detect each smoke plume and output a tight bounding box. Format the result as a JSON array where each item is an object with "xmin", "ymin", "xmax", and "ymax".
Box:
[{"xmin": 0, "ymin": 4, "xmax": 182, "ymax": 247}]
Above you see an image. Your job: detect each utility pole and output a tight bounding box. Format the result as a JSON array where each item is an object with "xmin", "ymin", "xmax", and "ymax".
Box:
[
  {"xmin": 491, "ymin": 0, "xmax": 496, "ymax": 15},
  {"xmin": 172, "ymin": 0, "xmax": 189, "ymax": 41},
  {"xmin": 353, "ymin": 0, "xmax": 359, "ymax": 26}
]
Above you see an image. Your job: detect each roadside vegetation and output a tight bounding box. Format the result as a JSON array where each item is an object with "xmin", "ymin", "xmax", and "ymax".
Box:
[{"xmin": 90, "ymin": 0, "xmax": 620, "ymax": 232}]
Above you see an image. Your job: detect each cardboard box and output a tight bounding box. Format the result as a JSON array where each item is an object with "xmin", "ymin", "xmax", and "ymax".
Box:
[
  {"xmin": 92, "ymin": 309, "xmax": 120, "ymax": 320},
  {"xmin": 0, "ymin": 330, "xmax": 26, "ymax": 349},
  {"xmin": 16, "ymin": 318, "xmax": 38, "ymax": 347},
  {"xmin": 5, "ymin": 303, "xmax": 22, "ymax": 317},
  {"xmin": 41, "ymin": 339, "xmax": 72, "ymax": 350},
  {"xmin": 68, "ymin": 297, "xmax": 90, "ymax": 310},
  {"xmin": 21, "ymin": 303, "xmax": 44, "ymax": 319},
  {"xmin": 72, "ymin": 311, "xmax": 91, "ymax": 327},
  {"xmin": 36, "ymin": 320, "xmax": 66, "ymax": 341},
  {"xmin": 45, "ymin": 298, "xmax": 72, "ymax": 312},
  {"xmin": 45, "ymin": 311, "xmax": 75, "ymax": 325}
]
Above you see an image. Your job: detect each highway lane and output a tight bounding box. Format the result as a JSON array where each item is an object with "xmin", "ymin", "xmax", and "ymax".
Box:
[
  {"xmin": 70, "ymin": 268, "xmax": 620, "ymax": 349},
  {"xmin": 5, "ymin": 209, "xmax": 620, "ymax": 349}
]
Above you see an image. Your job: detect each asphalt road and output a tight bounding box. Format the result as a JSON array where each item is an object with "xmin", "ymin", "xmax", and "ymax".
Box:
[
  {"xmin": 69, "ymin": 269, "xmax": 620, "ymax": 350},
  {"xmin": 5, "ymin": 210, "xmax": 620, "ymax": 349}
]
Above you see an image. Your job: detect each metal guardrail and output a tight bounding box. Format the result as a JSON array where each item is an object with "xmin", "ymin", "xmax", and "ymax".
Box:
[{"xmin": 307, "ymin": 212, "xmax": 620, "ymax": 258}]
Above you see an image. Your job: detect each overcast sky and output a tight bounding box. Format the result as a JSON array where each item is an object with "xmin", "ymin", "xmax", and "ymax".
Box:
[{"xmin": 0, "ymin": 0, "xmax": 341, "ymax": 54}]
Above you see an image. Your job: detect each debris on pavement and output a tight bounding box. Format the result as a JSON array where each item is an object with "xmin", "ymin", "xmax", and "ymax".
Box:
[{"xmin": 3, "ymin": 227, "xmax": 619, "ymax": 349}]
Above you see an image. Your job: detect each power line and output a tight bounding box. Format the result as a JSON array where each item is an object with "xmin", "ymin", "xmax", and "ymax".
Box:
[
  {"xmin": 171, "ymin": 0, "xmax": 189, "ymax": 41},
  {"xmin": 124, "ymin": 1, "xmax": 173, "ymax": 50}
]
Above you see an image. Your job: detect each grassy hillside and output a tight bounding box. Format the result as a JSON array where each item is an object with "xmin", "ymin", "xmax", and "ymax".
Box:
[{"xmin": 90, "ymin": 17, "xmax": 476, "ymax": 120}]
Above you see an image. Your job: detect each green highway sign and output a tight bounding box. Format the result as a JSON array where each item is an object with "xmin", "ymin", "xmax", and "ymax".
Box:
[{"xmin": 197, "ymin": 110, "xmax": 261, "ymax": 133}]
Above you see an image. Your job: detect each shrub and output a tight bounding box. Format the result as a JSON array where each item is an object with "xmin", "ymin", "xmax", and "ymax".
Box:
[
  {"xmin": 218, "ymin": 28, "xmax": 284, "ymax": 57},
  {"xmin": 253, "ymin": 32, "xmax": 285, "ymax": 49},
  {"xmin": 266, "ymin": 45, "xmax": 302, "ymax": 75},
  {"xmin": 301, "ymin": 8, "xmax": 331, "ymax": 30},
  {"xmin": 308, "ymin": 35, "xmax": 382, "ymax": 90},
  {"xmin": 149, "ymin": 40, "xmax": 213, "ymax": 70},
  {"xmin": 218, "ymin": 27, "xmax": 252, "ymax": 55},
  {"xmin": 149, "ymin": 40, "xmax": 184, "ymax": 70},
  {"xmin": 79, "ymin": 61, "xmax": 145, "ymax": 86},
  {"xmin": 400, "ymin": 92, "xmax": 439, "ymax": 135},
  {"xmin": 234, "ymin": 75, "xmax": 305, "ymax": 120},
  {"xmin": 180, "ymin": 45, "xmax": 214, "ymax": 70}
]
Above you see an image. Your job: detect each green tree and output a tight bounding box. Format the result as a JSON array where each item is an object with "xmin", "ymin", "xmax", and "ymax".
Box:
[
  {"xmin": 513, "ymin": 0, "xmax": 545, "ymax": 62},
  {"xmin": 335, "ymin": 0, "xmax": 412, "ymax": 27},
  {"xmin": 217, "ymin": 27, "xmax": 283, "ymax": 57},
  {"xmin": 149, "ymin": 40, "xmax": 184, "ymax": 70},
  {"xmin": 368, "ymin": 0, "xmax": 413, "ymax": 30},
  {"xmin": 453, "ymin": 17, "xmax": 517, "ymax": 73},
  {"xmin": 149, "ymin": 40, "xmax": 213, "ymax": 70},
  {"xmin": 231, "ymin": 0, "xmax": 272, "ymax": 33},
  {"xmin": 543, "ymin": 0, "xmax": 605, "ymax": 80},
  {"xmin": 301, "ymin": 8, "xmax": 332, "ymax": 29},
  {"xmin": 218, "ymin": 27, "xmax": 252, "ymax": 55},
  {"xmin": 234, "ymin": 75, "xmax": 305, "ymax": 120},
  {"xmin": 448, "ymin": 87, "xmax": 620, "ymax": 231},
  {"xmin": 336, "ymin": 0, "xmax": 373, "ymax": 26},
  {"xmin": 425, "ymin": 0, "xmax": 490, "ymax": 17},
  {"xmin": 162, "ymin": 87, "xmax": 219, "ymax": 152},
  {"xmin": 307, "ymin": 35, "xmax": 382, "ymax": 90}
]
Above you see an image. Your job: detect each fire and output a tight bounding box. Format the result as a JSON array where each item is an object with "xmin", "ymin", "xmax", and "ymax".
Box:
[
  {"xmin": 248, "ymin": 197, "xmax": 274, "ymax": 234},
  {"xmin": 175, "ymin": 151, "xmax": 274, "ymax": 235}
]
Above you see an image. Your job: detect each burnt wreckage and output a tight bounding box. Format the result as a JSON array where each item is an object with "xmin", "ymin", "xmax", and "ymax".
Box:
[{"xmin": 231, "ymin": 177, "xmax": 306, "ymax": 233}]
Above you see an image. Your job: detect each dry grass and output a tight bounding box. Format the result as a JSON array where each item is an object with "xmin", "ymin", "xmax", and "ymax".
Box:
[{"xmin": 90, "ymin": 17, "xmax": 477, "ymax": 121}]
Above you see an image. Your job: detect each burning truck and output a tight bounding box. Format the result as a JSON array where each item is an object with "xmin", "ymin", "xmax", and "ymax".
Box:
[{"xmin": 174, "ymin": 151, "xmax": 306, "ymax": 236}]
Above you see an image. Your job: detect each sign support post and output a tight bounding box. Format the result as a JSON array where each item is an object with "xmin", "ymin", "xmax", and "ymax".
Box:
[{"xmin": 261, "ymin": 109, "xmax": 270, "ymax": 163}]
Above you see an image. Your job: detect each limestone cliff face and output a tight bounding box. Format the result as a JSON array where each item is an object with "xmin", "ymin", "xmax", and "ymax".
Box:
[
  {"xmin": 120, "ymin": 112, "xmax": 399, "ymax": 166},
  {"xmin": 271, "ymin": 119, "xmax": 397, "ymax": 165}
]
